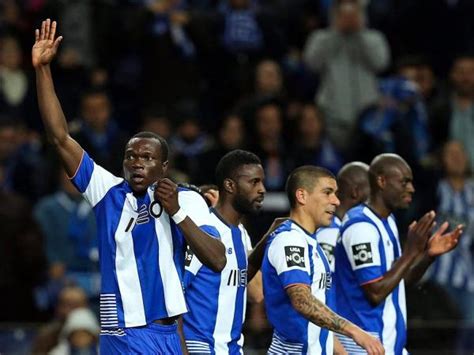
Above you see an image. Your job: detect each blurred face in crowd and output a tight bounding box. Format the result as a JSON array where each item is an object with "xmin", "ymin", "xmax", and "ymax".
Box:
[
  {"xmin": 299, "ymin": 104, "xmax": 323, "ymax": 144},
  {"xmin": 178, "ymin": 119, "xmax": 201, "ymax": 142},
  {"xmin": 442, "ymin": 141, "xmax": 469, "ymax": 177},
  {"xmin": 123, "ymin": 137, "xmax": 168, "ymax": 194},
  {"xmin": 451, "ymin": 57, "xmax": 474, "ymax": 97},
  {"xmin": 81, "ymin": 93, "xmax": 111, "ymax": 133},
  {"xmin": 0, "ymin": 36, "xmax": 22, "ymax": 70},
  {"xmin": 142, "ymin": 116, "xmax": 172, "ymax": 140},
  {"xmin": 56, "ymin": 287, "xmax": 88, "ymax": 320},
  {"xmin": 229, "ymin": 0, "xmax": 250, "ymax": 10},
  {"xmin": 399, "ymin": 65, "xmax": 435, "ymax": 99},
  {"xmin": 334, "ymin": 1, "xmax": 364, "ymax": 33},
  {"xmin": 255, "ymin": 104, "xmax": 282, "ymax": 141},
  {"xmin": 255, "ymin": 60, "xmax": 283, "ymax": 95},
  {"xmin": 0, "ymin": 125, "xmax": 21, "ymax": 162},
  {"xmin": 219, "ymin": 115, "xmax": 245, "ymax": 149}
]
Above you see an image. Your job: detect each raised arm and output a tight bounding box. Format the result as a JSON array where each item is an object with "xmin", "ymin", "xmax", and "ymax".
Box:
[
  {"xmin": 286, "ymin": 285, "xmax": 384, "ymax": 355},
  {"xmin": 32, "ymin": 19, "xmax": 83, "ymax": 177},
  {"xmin": 155, "ymin": 179, "xmax": 226, "ymax": 272}
]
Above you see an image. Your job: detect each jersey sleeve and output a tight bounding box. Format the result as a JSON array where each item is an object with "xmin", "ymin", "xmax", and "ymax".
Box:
[
  {"xmin": 342, "ymin": 222, "xmax": 383, "ymax": 285},
  {"xmin": 70, "ymin": 150, "xmax": 123, "ymax": 207},
  {"xmin": 178, "ymin": 190, "xmax": 219, "ymax": 238},
  {"xmin": 267, "ymin": 231, "xmax": 311, "ymax": 288},
  {"xmin": 183, "ymin": 245, "xmax": 203, "ymax": 288}
]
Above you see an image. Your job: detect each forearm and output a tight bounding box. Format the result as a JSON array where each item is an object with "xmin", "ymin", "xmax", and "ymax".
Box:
[
  {"xmin": 248, "ymin": 233, "xmax": 271, "ymax": 281},
  {"xmin": 362, "ymin": 252, "xmax": 417, "ymax": 305},
  {"xmin": 287, "ymin": 285, "xmax": 350, "ymax": 335},
  {"xmin": 178, "ymin": 217, "xmax": 226, "ymax": 272},
  {"xmin": 177, "ymin": 317, "xmax": 189, "ymax": 355},
  {"xmin": 35, "ymin": 65, "xmax": 69, "ymax": 144},
  {"xmin": 404, "ymin": 252, "xmax": 435, "ymax": 285}
]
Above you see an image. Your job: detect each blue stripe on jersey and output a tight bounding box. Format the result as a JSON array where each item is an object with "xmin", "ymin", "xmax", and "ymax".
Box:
[
  {"xmin": 229, "ymin": 226, "xmax": 247, "ymax": 354},
  {"xmin": 72, "ymin": 151, "xmax": 94, "ymax": 193}
]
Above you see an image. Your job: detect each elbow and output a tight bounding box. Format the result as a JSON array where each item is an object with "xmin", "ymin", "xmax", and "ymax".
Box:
[
  {"xmin": 210, "ymin": 256, "xmax": 226, "ymax": 273},
  {"xmin": 365, "ymin": 292, "xmax": 384, "ymax": 306}
]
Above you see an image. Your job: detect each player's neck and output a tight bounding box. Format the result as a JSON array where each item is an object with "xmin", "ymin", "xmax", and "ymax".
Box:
[
  {"xmin": 290, "ymin": 209, "xmax": 317, "ymax": 235},
  {"xmin": 366, "ymin": 196, "xmax": 391, "ymax": 219},
  {"xmin": 215, "ymin": 201, "xmax": 241, "ymax": 227}
]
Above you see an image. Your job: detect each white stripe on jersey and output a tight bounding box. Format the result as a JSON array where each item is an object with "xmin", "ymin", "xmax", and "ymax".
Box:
[
  {"xmin": 114, "ymin": 194, "xmax": 146, "ymax": 327},
  {"xmin": 152, "ymin": 189, "xmax": 187, "ymax": 317},
  {"xmin": 268, "ymin": 332, "xmax": 304, "ymax": 354},
  {"xmin": 364, "ymin": 208, "xmax": 406, "ymax": 350},
  {"xmin": 83, "ymin": 163, "xmax": 123, "ymax": 207}
]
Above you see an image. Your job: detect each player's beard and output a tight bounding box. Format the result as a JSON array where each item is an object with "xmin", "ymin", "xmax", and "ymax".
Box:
[{"xmin": 233, "ymin": 194, "xmax": 260, "ymax": 216}]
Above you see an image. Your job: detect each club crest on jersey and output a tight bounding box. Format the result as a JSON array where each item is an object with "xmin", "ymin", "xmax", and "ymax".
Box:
[
  {"xmin": 352, "ymin": 243, "xmax": 373, "ymax": 266},
  {"xmin": 285, "ymin": 246, "xmax": 305, "ymax": 267},
  {"xmin": 149, "ymin": 201, "xmax": 163, "ymax": 219}
]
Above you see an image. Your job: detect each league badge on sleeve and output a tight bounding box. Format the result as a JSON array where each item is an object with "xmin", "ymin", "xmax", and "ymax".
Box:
[
  {"xmin": 285, "ymin": 246, "xmax": 306, "ymax": 267},
  {"xmin": 352, "ymin": 243, "xmax": 373, "ymax": 266}
]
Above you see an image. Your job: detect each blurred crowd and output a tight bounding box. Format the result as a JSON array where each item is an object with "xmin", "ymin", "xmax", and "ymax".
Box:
[{"xmin": 0, "ymin": 0, "xmax": 473, "ymax": 353}]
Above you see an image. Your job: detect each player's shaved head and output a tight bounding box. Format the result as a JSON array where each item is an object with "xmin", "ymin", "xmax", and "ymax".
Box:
[
  {"xmin": 369, "ymin": 154, "xmax": 411, "ymax": 192},
  {"xmin": 337, "ymin": 162, "xmax": 369, "ymax": 200},
  {"xmin": 286, "ymin": 166, "xmax": 335, "ymax": 208}
]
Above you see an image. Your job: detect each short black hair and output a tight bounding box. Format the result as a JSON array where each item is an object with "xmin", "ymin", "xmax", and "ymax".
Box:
[
  {"xmin": 286, "ymin": 166, "xmax": 335, "ymax": 209},
  {"xmin": 215, "ymin": 150, "xmax": 262, "ymax": 190},
  {"xmin": 130, "ymin": 131, "xmax": 169, "ymax": 162}
]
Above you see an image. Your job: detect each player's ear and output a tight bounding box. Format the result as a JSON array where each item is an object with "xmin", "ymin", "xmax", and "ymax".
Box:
[
  {"xmin": 162, "ymin": 160, "xmax": 169, "ymax": 174},
  {"xmin": 376, "ymin": 175, "xmax": 385, "ymax": 189},
  {"xmin": 224, "ymin": 178, "xmax": 234, "ymax": 194},
  {"xmin": 295, "ymin": 188, "xmax": 307, "ymax": 205}
]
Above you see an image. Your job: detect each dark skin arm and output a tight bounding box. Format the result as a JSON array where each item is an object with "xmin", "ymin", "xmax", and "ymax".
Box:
[
  {"xmin": 404, "ymin": 222, "xmax": 463, "ymax": 285},
  {"xmin": 155, "ymin": 178, "xmax": 226, "ymax": 272},
  {"xmin": 361, "ymin": 211, "xmax": 436, "ymax": 305},
  {"xmin": 177, "ymin": 316, "xmax": 189, "ymax": 355},
  {"xmin": 286, "ymin": 285, "xmax": 384, "ymax": 355},
  {"xmin": 33, "ymin": 19, "xmax": 83, "ymax": 177},
  {"xmin": 247, "ymin": 217, "xmax": 287, "ymax": 281}
]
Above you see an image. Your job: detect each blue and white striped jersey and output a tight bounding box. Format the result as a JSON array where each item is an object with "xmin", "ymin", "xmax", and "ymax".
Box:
[
  {"xmin": 315, "ymin": 216, "xmax": 342, "ymax": 272},
  {"xmin": 71, "ymin": 151, "xmax": 216, "ymax": 329},
  {"xmin": 183, "ymin": 208, "xmax": 252, "ymax": 355},
  {"xmin": 425, "ymin": 179, "xmax": 474, "ymax": 291},
  {"xmin": 334, "ymin": 204, "xmax": 407, "ymax": 355},
  {"xmin": 262, "ymin": 220, "xmax": 334, "ymax": 355}
]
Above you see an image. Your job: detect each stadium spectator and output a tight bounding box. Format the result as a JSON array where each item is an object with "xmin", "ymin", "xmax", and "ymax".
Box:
[
  {"xmin": 425, "ymin": 141, "xmax": 474, "ymax": 352},
  {"xmin": 69, "ymin": 88, "xmax": 128, "ymax": 176},
  {"xmin": 303, "ymin": 0, "xmax": 390, "ymax": 153},
  {"xmin": 261, "ymin": 165, "xmax": 384, "ymax": 353},
  {"xmin": 33, "ymin": 19, "xmax": 225, "ymax": 354},
  {"xmin": 196, "ymin": 113, "xmax": 247, "ymax": 185},
  {"xmin": 33, "ymin": 169, "xmax": 99, "ymax": 302},
  {"xmin": 334, "ymin": 153, "xmax": 462, "ymax": 353},
  {"xmin": 32, "ymin": 286, "xmax": 89, "ymax": 354},
  {"xmin": 250, "ymin": 102, "xmax": 291, "ymax": 191},
  {"xmin": 290, "ymin": 103, "xmax": 344, "ymax": 175},
  {"xmin": 49, "ymin": 307, "xmax": 100, "ymax": 355},
  {"xmin": 430, "ymin": 55, "xmax": 474, "ymax": 164}
]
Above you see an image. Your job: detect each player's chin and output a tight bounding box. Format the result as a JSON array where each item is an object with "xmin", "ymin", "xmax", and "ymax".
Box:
[{"xmin": 130, "ymin": 182, "xmax": 149, "ymax": 195}]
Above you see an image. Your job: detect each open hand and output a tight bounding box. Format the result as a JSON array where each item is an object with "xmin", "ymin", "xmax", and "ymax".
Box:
[
  {"xmin": 404, "ymin": 211, "xmax": 436, "ymax": 257},
  {"xmin": 427, "ymin": 222, "xmax": 463, "ymax": 257},
  {"xmin": 32, "ymin": 19, "xmax": 62, "ymax": 68}
]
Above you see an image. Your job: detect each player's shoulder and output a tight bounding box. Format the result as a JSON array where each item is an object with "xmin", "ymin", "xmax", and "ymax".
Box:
[{"xmin": 269, "ymin": 220, "xmax": 307, "ymax": 247}]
